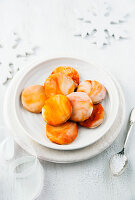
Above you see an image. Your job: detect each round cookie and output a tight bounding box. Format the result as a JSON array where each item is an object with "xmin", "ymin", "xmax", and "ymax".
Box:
[
  {"xmin": 21, "ymin": 85, "xmax": 46, "ymax": 113},
  {"xmin": 67, "ymin": 92, "xmax": 93, "ymax": 122},
  {"xmin": 77, "ymin": 80, "xmax": 106, "ymax": 104},
  {"xmin": 46, "ymin": 121, "xmax": 78, "ymax": 145},
  {"xmin": 51, "ymin": 66, "xmax": 79, "ymax": 86},
  {"xmin": 79, "ymin": 104, "xmax": 104, "ymax": 128},
  {"xmin": 44, "ymin": 73, "xmax": 75, "ymax": 98},
  {"xmin": 42, "ymin": 94, "xmax": 72, "ymax": 126}
]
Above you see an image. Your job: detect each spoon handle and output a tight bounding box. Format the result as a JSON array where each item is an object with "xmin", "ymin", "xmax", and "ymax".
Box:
[{"xmin": 123, "ymin": 122, "xmax": 134, "ymax": 149}]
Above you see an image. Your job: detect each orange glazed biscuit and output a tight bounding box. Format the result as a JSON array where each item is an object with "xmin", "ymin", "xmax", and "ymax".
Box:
[
  {"xmin": 42, "ymin": 94, "xmax": 72, "ymax": 126},
  {"xmin": 51, "ymin": 66, "xmax": 79, "ymax": 86},
  {"xmin": 44, "ymin": 73, "xmax": 75, "ymax": 98},
  {"xmin": 21, "ymin": 85, "xmax": 46, "ymax": 113},
  {"xmin": 46, "ymin": 121, "xmax": 78, "ymax": 145},
  {"xmin": 79, "ymin": 104, "xmax": 104, "ymax": 128},
  {"xmin": 77, "ymin": 80, "xmax": 106, "ymax": 104},
  {"xmin": 67, "ymin": 92, "xmax": 93, "ymax": 122}
]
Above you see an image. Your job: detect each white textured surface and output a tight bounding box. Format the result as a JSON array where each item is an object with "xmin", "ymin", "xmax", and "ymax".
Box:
[{"xmin": 0, "ymin": 0, "xmax": 135, "ymax": 199}]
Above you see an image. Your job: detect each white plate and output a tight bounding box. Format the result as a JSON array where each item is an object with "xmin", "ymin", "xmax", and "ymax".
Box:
[
  {"xmin": 4, "ymin": 69, "xmax": 125, "ymax": 163},
  {"xmin": 12, "ymin": 57, "xmax": 119, "ymax": 150}
]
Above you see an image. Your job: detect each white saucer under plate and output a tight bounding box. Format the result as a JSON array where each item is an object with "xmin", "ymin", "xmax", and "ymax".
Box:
[
  {"xmin": 4, "ymin": 62, "xmax": 125, "ymax": 163},
  {"xmin": 4, "ymin": 57, "xmax": 119, "ymax": 151}
]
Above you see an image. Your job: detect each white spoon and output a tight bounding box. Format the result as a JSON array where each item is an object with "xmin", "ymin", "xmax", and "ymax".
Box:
[{"xmin": 110, "ymin": 107, "xmax": 135, "ymax": 176}]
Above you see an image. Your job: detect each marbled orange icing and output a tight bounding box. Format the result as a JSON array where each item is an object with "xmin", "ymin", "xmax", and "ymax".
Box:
[
  {"xmin": 21, "ymin": 85, "xmax": 46, "ymax": 113},
  {"xmin": 79, "ymin": 104, "xmax": 104, "ymax": 128},
  {"xmin": 42, "ymin": 94, "xmax": 72, "ymax": 126},
  {"xmin": 46, "ymin": 121, "xmax": 78, "ymax": 145},
  {"xmin": 44, "ymin": 73, "xmax": 75, "ymax": 98},
  {"xmin": 67, "ymin": 92, "xmax": 93, "ymax": 122},
  {"xmin": 77, "ymin": 80, "xmax": 106, "ymax": 104},
  {"xmin": 51, "ymin": 66, "xmax": 79, "ymax": 86}
]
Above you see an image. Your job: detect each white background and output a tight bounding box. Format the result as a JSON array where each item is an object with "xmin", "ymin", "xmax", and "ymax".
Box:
[{"xmin": 0, "ymin": 0, "xmax": 135, "ymax": 199}]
